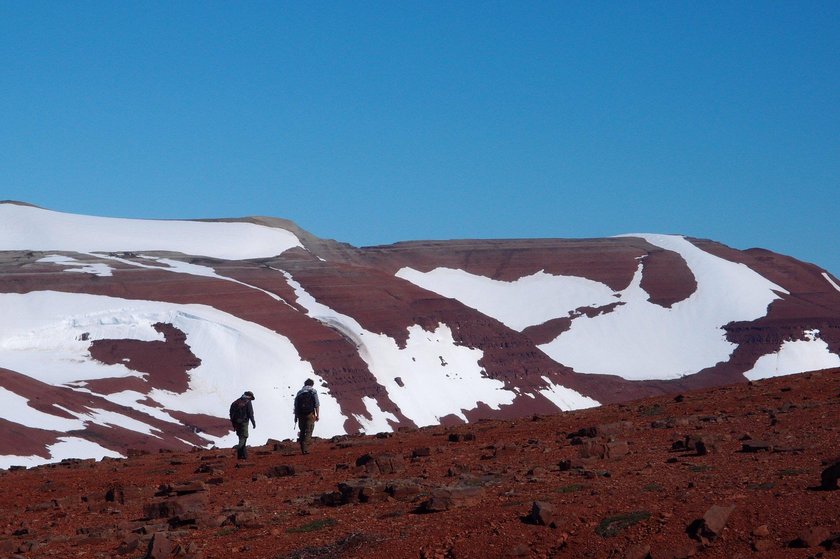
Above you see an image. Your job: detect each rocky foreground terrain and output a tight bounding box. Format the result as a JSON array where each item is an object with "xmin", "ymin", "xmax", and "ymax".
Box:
[{"xmin": 1, "ymin": 368, "xmax": 839, "ymax": 559}]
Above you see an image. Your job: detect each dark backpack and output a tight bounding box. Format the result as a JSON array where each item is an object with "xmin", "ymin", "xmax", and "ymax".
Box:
[
  {"xmin": 229, "ymin": 398, "xmax": 249, "ymax": 423},
  {"xmin": 294, "ymin": 389, "xmax": 316, "ymax": 416}
]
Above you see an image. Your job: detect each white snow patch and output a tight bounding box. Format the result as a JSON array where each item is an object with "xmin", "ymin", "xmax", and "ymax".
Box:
[
  {"xmin": 99, "ymin": 390, "xmax": 182, "ymax": 424},
  {"xmin": 396, "ymin": 268, "xmax": 616, "ymax": 331},
  {"xmin": 0, "ymin": 291, "xmax": 173, "ymax": 384},
  {"xmin": 91, "ymin": 254, "xmax": 293, "ymax": 305},
  {"xmin": 38, "ymin": 254, "xmax": 114, "ymax": 277},
  {"xmin": 744, "ymin": 329, "xmax": 840, "ymax": 380},
  {"xmin": 0, "ymin": 203, "xmax": 302, "ymax": 259},
  {"xmin": 285, "ymin": 272, "xmax": 516, "ymax": 427},
  {"xmin": 352, "ymin": 396, "xmax": 400, "ymax": 434},
  {"xmin": 53, "ymin": 405, "xmax": 162, "ymax": 438},
  {"xmin": 398, "ymin": 235, "xmax": 789, "ymax": 381},
  {"xmin": 538, "ymin": 377, "xmax": 600, "ymax": 411},
  {"xmin": 541, "ymin": 235, "xmax": 788, "ymax": 380},
  {"xmin": 0, "ymin": 388, "xmax": 86, "ymax": 431},
  {"xmin": 0, "ymin": 437, "xmax": 124, "ymax": 470},
  {"xmin": 0, "ymin": 290, "xmax": 349, "ymax": 447},
  {"xmin": 823, "ymin": 272, "xmax": 840, "ymax": 293}
]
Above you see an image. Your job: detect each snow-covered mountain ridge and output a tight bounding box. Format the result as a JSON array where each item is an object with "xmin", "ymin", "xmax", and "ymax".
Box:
[{"xmin": 2, "ymin": 202, "xmax": 839, "ymax": 468}]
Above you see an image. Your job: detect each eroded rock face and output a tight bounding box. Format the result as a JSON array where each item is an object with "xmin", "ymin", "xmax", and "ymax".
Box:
[
  {"xmin": 1, "ymin": 205, "xmax": 839, "ymax": 464},
  {"xmin": 88, "ymin": 323, "xmax": 200, "ymax": 393}
]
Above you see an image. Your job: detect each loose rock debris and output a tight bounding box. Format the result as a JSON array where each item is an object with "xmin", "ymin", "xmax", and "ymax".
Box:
[{"xmin": 0, "ymin": 369, "xmax": 838, "ymax": 558}]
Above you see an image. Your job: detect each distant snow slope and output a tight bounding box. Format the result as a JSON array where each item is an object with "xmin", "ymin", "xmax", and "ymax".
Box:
[
  {"xmin": 3, "ymin": 205, "xmax": 838, "ymax": 467},
  {"xmin": 824, "ymin": 272, "xmax": 840, "ymax": 294},
  {"xmin": 283, "ymin": 271, "xmax": 522, "ymax": 429},
  {"xmin": 744, "ymin": 330, "xmax": 840, "ymax": 381},
  {"xmin": 0, "ymin": 437, "xmax": 124, "ymax": 470},
  {"xmin": 0, "ymin": 290, "xmax": 346, "ymax": 450},
  {"xmin": 398, "ymin": 234, "xmax": 789, "ymax": 381},
  {"xmin": 0, "ymin": 203, "xmax": 302, "ymax": 259},
  {"xmin": 395, "ymin": 268, "xmax": 615, "ymax": 332}
]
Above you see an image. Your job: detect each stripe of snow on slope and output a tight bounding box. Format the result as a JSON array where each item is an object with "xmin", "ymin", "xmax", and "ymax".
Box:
[
  {"xmin": 0, "ymin": 203, "xmax": 301, "ymax": 259},
  {"xmin": 96, "ymin": 390, "xmax": 183, "ymax": 424},
  {"xmin": 0, "ymin": 437, "xmax": 123, "ymax": 470},
  {"xmin": 353, "ymin": 397, "xmax": 400, "ymax": 434},
  {"xmin": 284, "ymin": 272, "xmax": 515, "ymax": 428},
  {"xmin": 38, "ymin": 255, "xmax": 114, "ymax": 277},
  {"xmin": 0, "ymin": 388, "xmax": 86, "ymax": 431},
  {"xmin": 0, "ymin": 290, "xmax": 348, "ymax": 449},
  {"xmin": 395, "ymin": 268, "xmax": 617, "ymax": 331},
  {"xmin": 744, "ymin": 330, "xmax": 840, "ymax": 381},
  {"xmin": 91, "ymin": 254, "xmax": 294, "ymax": 306},
  {"xmin": 823, "ymin": 272, "xmax": 840, "ymax": 293},
  {"xmin": 538, "ymin": 377, "xmax": 600, "ymax": 411},
  {"xmin": 540, "ymin": 235, "xmax": 788, "ymax": 380},
  {"xmin": 52, "ymin": 404, "xmax": 162, "ymax": 437},
  {"xmin": 0, "ymin": 292, "xmax": 159, "ymax": 385}
]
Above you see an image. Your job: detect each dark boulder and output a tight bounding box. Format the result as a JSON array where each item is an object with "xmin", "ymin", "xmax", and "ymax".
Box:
[
  {"xmin": 687, "ymin": 505, "xmax": 735, "ymax": 545},
  {"xmin": 820, "ymin": 458, "xmax": 840, "ymax": 490}
]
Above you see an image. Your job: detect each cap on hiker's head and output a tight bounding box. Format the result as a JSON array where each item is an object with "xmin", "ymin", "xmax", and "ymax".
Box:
[
  {"xmin": 243, "ymin": 391, "xmax": 255, "ymax": 400},
  {"xmin": 304, "ymin": 379, "xmax": 314, "ymax": 386}
]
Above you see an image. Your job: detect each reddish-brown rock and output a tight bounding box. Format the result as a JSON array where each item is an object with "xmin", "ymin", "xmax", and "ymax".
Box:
[
  {"xmin": 0, "ymin": 369, "xmax": 835, "ymax": 558},
  {"xmin": 790, "ymin": 526, "xmax": 832, "ymax": 548},
  {"xmin": 3, "ymin": 211, "xmax": 840, "ymax": 464}
]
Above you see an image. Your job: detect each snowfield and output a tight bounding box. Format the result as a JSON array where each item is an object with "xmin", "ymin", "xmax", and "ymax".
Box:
[
  {"xmin": 0, "ymin": 437, "xmax": 124, "ymax": 470},
  {"xmin": 37, "ymin": 254, "xmax": 115, "ymax": 277},
  {"xmin": 0, "ymin": 278, "xmax": 597, "ymax": 466},
  {"xmin": 398, "ymin": 234, "xmax": 790, "ymax": 381},
  {"xmin": 1, "ymin": 205, "xmax": 838, "ymax": 467},
  {"xmin": 284, "ymin": 272, "xmax": 524, "ymax": 428},
  {"xmin": 744, "ymin": 330, "xmax": 840, "ymax": 381},
  {"xmin": 537, "ymin": 377, "xmax": 600, "ymax": 411},
  {"xmin": 0, "ymin": 290, "xmax": 343, "ymax": 455},
  {"xmin": 0, "ymin": 203, "xmax": 302, "ymax": 259},
  {"xmin": 396, "ymin": 268, "xmax": 617, "ymax": 332}
]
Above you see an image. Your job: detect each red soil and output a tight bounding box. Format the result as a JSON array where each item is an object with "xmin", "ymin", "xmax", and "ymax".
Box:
[{"xmin": 1, "ymin": 369, "xmax": 838, "ymax": 559}]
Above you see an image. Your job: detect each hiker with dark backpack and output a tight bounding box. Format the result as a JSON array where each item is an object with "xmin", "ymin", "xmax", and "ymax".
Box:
[
  {"xmin": 229, "ymin": 391, "xmax": 256, "ymax": 460},
  {"xmin": 294, "ymin": 379, "xmax": 320, "ymax": 455}
]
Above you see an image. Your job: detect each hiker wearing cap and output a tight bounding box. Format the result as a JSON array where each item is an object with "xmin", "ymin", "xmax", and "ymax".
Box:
[
  {"xmin": 229, "ymin": 391, "xmax": 256, "ymax": 460},
  {"xmin": 294, "ymin": 379, "xmax": 320, "ymax": 455}
]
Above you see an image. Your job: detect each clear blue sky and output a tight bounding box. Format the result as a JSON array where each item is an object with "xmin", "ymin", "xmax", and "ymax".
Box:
[{"xmin": 2, "ymin": 2, "xmax": 838, "ymax": 275}]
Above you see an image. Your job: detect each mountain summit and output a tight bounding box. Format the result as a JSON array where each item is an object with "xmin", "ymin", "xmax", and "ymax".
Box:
[{"xmin": 1, "ymin": 202, "xmax": 839, "ymax": 467}]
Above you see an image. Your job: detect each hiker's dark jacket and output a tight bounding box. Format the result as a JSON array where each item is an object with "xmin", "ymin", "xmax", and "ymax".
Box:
[{"xmin": 229, "ymin": 397, "xmax": 255, "ymax": 426}]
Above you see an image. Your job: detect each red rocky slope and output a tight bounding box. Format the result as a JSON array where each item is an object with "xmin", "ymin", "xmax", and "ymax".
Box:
[
  {"xmin": 0, "ymin": 368, "xmax": 838, "ymax": 558},
  {"xmin": 2, "ymin": 206, "xmax": 840, "ymax": 463}
]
